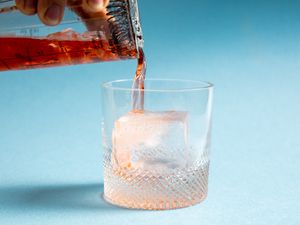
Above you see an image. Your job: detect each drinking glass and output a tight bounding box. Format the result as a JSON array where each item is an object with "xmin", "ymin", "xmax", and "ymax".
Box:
[{"xmin": 101, "ymin": 79, "xmax": 213, "ymax": 210}]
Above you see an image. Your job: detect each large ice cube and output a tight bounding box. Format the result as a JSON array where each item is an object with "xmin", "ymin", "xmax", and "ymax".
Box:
[{"xmin": 112, "ymin": 111, "xmax": 189, "ymax": 172}]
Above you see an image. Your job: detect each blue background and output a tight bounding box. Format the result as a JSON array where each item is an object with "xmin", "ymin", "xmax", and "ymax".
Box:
[{"xmin": 1, "ymin": 0, "xmax": 300, "ymax": 224}]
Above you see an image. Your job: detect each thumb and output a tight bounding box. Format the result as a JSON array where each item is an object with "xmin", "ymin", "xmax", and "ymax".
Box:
[{"xmin": 38, "ymin": 0, "xmax": 66, "ymax": 26}]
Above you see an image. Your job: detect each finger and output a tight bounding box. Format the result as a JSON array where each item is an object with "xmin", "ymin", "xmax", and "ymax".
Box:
[
  {"xmin": 16, "ymin": 0, "xmax": 38, "ymax": 15},
  {"xmin": 82, "ymin": 0, "xmax": 109, "ymax": 13},
  {"xmin": 38, "ymin": 0, "xmax": 66, "ymax": 26},
  {"xmin": 69, "ymin": 0, "xmax": 108, "ymax": 31}
]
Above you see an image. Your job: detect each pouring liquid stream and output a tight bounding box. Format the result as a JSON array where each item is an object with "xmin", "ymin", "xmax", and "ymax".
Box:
[{"xmin": 132, "ymin": 48, "xmax": 146, "ymax": 112}]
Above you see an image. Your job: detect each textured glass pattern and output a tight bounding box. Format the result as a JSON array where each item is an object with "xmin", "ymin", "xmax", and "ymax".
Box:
[{"xmin": 103, "ymin": 147, "xmax": 209, "ymax": 210}]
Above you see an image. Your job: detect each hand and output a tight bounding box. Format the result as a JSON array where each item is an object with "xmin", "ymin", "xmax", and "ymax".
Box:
[{"xmin": 16, "ymin": 0, "xmax": 109, "ymax": 26}]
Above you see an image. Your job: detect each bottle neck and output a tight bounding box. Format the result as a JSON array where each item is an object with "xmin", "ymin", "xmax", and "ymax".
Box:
[{"xmin": 128, "ymin": 0, "xmax": 144, "ymax": 52}]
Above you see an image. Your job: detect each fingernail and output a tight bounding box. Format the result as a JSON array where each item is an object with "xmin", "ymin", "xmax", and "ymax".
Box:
[
  {"xmin": 45, "ymin": 3, "xmax": 62, "ymax": 24},
  {"xmin": 25, "ymin": 0, "xmax": 35, "ymax": 9}
]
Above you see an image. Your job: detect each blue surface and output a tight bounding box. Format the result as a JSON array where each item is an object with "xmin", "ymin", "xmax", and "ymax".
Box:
[{"xmin": 1, "ymin": 0, "xmax": 300, "ymax": 224}]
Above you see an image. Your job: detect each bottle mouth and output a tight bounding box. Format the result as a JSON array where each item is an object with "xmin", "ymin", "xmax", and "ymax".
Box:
[{"xmin": 128, "ymin": 0, "xmax": 144, "ymax": 51}]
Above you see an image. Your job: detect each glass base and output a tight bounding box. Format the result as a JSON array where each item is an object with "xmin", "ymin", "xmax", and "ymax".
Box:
[
  {"xmin": 103, "ymin": 192, "xmax": 207, "ymax": 210},
  {"xmin": 103, "ymin": 160, "xmax": 209, "ymax": 210}
]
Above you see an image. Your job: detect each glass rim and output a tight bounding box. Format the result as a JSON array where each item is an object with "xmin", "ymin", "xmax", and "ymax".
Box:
[{"xmin": 102, "ymin": 79, "xmax": 213, "ymax": 92}]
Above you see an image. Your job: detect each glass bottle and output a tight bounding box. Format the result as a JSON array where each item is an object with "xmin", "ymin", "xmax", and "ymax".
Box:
[{"xmin": 0, "ymin": 0, "xmax": 143, "ymax": 71}]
